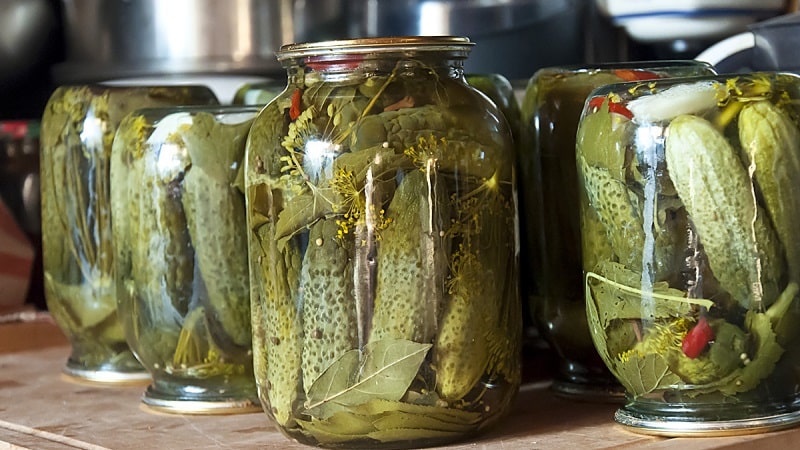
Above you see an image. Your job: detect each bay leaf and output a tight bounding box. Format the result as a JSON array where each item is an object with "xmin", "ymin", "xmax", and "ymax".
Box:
[
  {"xmin": 295, "ymin": 398, "xmax": 481, "ymax": 444},
  {"xmin": 295, "ymin": 411, "xmax": 465, "ymax": 445},
  {"xmin": 295, "ymin": 417, "xmax": 375, "ymax": 445},
  {"xmin": 296, "ymin": 408, "xmax": 375, "ymax": 438},
  {"xmin": 274, "ymin": 190, "xmax": 333, "ymax": 246},
  {"xmin": 177, "ymin": 112, "xmax": 251, "ymax": 184},
  {"xmin": 304, "ymin": 339, "xmax": 431, "ymax": 419},
  {"xmin": 303, "ymin": 348, "xmax": 360, "ymax": 413},
  {"xmin": 367, "ymin": 427, "xmax": 462, "ymax": 443},
  {"xmin": 371, "ymin": 410, "xmax": 477, "ymax": 433},
  {"xmin": 356, "ymin": 339, "xmax": 431, "ymax": 397},
  {"xmin": 352, "ymin": 398, "xmax": 483, "ymax": 425}
]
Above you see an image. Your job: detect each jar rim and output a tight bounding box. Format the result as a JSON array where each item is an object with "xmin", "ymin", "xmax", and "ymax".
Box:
[{"xmin": 276, "ymin": 36, "xmax": 473, "ymax": 62}]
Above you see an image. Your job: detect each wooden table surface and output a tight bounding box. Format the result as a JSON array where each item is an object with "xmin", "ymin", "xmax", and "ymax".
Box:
[{"xmin": 2, "ymin": 315, "xmax": 800, "ymax": 449}]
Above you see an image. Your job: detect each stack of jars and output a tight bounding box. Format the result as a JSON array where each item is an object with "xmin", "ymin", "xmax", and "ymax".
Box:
[
  {"xmin": 36, "ymin": 34, "xmax": 800, "ymax": 448},
  {"xmin": 39, "ymin": 36, "xmax": 523, "ymax": 448}
]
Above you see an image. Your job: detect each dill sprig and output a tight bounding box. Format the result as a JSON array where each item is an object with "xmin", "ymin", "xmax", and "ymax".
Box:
[
  {"xmin": 329, "ymin": 166, "xmax": 392, "ymax": 239},
  {"xmin": 618, "ymin": 317, "xmax": 692, "ymax": 363}
]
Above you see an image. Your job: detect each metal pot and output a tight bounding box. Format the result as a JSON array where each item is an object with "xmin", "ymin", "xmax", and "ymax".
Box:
[
  {"xmin": 347, "ymin": 0, "xmax": 584, "ymax": 79},
  {"xmin": 696, "ymin": 12, "xmax": 800, "ymax": 74},
  {"xmin": 54, "ymin": 0, "xmax": 294, "ymax": 83},
  {"xmin": 0, "ymin": 0, "xmax": 58, "ymax": 87}
]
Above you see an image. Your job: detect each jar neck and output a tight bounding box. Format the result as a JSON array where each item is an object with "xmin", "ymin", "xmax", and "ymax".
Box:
[{"xmin": 284, "ymin": 54, "xmax": 466, "ymax": 86}]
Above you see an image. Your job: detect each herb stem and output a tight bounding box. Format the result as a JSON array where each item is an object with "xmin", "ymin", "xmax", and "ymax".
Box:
[{"xmin": 586, "ymin": 271, "xmax": 715, "ymax": 309}]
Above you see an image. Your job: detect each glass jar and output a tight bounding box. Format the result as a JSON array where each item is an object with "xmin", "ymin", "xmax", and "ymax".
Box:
[
  {"xmin": 40, "ymin": 85, "xmax": 218, "ymax": 384},
  {"xmin": 110, "ymin": 105, "xmax": 261, "ymax": 413},
  {"xmin": 519, "ymin": 61, "xmax": 715, "ymax": 400},
  {"xmin": 465, "ymin": 73, "xmax": 521, "ymax": 144},
  {"xmin": 231, "ymin": 79, "xmax": 285, "ymax": 105},
  {"xmin": 577, "ymin": 72, "xmax": 800, "ymax": 435},
  {"xmin": 245, "ymin": 36, "xmax": 521, "ymax": 448}
]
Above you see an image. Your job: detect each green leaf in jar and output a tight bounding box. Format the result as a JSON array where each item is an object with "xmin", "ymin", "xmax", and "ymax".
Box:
[
  {"xmin": 303, "ymin": 338, "xmax": 431, "ymax": 419},
  {"xmin": 685, "ymin": 314, "xmax": 782, "ymax": 397},
  {"xmin": 295, "ymin": 410, "xmax": 464, "ymax": 445},
  {"xmin": 296, "ymin": 409, "xmax": 376, "ymax": 444},
  {"xmin": 366, "ymin": 427, "xmax": 462, "ymax": 443},
  {"xmin": 586, "ymin": 261, "xmax": 712, "ymax": 328},
  {"xmin": 585, "ymin": 263, "xmax": 713, "ymax": 398},
  {"xmin": 685, "ymin": 283, "xmax": 796, "ymax": 397},
  {"xmin": 615, "ymin": 352, "xmax": 682, "ymax": 398},
  {"xmin": 584, "ymin": 272, "xmax": 682, "ymax": 399},
  {"xmin": 273, "ymin": 142, "xmax": 409, "ymax": 248},
  {"xmin": 274, "ymin": 191, "xmax": 332, "ymax": 247},
  {"xmin": 669, "ymin": 320, "xmax": 747, "ymax": 385},
  {"xmin": 352, "ymin": 398, "xmax": 483, "ymax": 425},
  {"xmin": 371, "ymin": 410, "xmax": 477, "ymax": 433},
  {"xmin": 44, "ymin": 273, "xmax": 118, "ymax": 330},
  {"xmin": 295, "ymin": 398, "xmax": 483, "ymax": 444}
]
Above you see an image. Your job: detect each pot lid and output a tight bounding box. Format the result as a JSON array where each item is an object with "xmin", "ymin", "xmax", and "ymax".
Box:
[{"xmin": 750, "ymin": 12, "xmax": 800, "ymax": 72}]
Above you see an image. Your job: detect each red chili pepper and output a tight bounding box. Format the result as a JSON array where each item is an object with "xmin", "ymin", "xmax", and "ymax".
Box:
[
  {"xmin": 587, "ymin": 96, "xmax": 633, "ymax": 119},
  {"xmin": 613, "ymin": 69, "xmax": 660, "ymax": 82},
  {"xmin": 289, "ymin": 88, "xmax": 302, "ymax": 121},
  {"xmin": 682, "ymin": 316, "xmax": 714, "ymax": 359}
]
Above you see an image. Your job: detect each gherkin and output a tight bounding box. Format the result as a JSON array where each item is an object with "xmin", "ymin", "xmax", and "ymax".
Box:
[
  {"xmin": 433, "ymin": 185, "xmax": 518, "ymax": 401},
  {"xmin": 177, "ymin": 112, "xmax": 254, "ymax": 347},
  {"xmin": 739, "ymin": 101, "xmax": 800, "ymax": 283},
  {"xmin": 369, "ymin": 169, "xmax": 449, "ymax": 344},
  {"xmin": 666, "ymin": 114, "xmax": 784, "ymax": 309},
  {"xmin": 300, "ymin": 219, "xmax": 358, "ymax": 392}
]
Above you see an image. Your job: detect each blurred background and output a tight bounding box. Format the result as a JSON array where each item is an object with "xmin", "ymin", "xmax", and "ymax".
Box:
[{"xmin": 1, "ymin": 0, "xmax": 798, "ymax": 311}]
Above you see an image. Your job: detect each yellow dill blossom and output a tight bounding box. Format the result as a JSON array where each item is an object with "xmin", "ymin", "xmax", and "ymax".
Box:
[
  {"xmin": 404, "ymin": 134, "xmax": 446, "ymax": 169},
  {"xmin": 330, "ymin": 167, "xmax": 362, "ymax": 217},
  {"xmin": 445, "ymin": 244, "xmax": 475, "ymax": 295},
  {"xmin": 330, "ymin": 166, "xmax": 392, "ymax": 239},
  {"xmin": 618, "ymin": 317, "xmax": 692, "ymax": 363},
  {"xmin": 281, "ymin": 106, "xmax": 316, "ymax": 153},
  {"xmin": 448, "ymin": 170, "xmax": 508, "ymax": 240}
]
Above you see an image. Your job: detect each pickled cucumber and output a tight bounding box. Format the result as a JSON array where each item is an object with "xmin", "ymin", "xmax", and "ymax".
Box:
[
  {"xmin": 301, "ymin": 219, "xmax": 358, "ymax": 392},
  {"xmin": 178, "ymin": 112, "xmax": 254, "ymax": 347},
  {"xmin": 369, "ymin": 170, "xmax": 448, "ymax": 344}
]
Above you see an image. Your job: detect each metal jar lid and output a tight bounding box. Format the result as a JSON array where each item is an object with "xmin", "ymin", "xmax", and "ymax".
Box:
[{"xmin": 276, "ymin": 36, "xmax": 474, "ymax": 62}]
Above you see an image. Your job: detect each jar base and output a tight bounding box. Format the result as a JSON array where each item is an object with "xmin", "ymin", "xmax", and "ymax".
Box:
[
  {"xmin": 615, "ymin": 405, "xmax": 800, "ymax": 437},
  {"xmin": 550, "ymin": 379, "xmax": 626, "ymax": 403},
  {"xmin": 141, "ymin": 384, "xmax": 261, "ymax": 415},
  {"xmin": 61, "ymin": 365, "xmax": 150, "ymax": 386}
]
